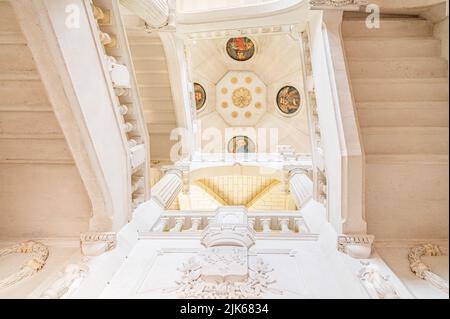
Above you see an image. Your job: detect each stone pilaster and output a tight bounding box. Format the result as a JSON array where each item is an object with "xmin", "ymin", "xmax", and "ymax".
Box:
[
  {"xmin": 285, "ymin": 166, "xmax": 313, "ymax": 209},
  {"xmin": 151, "ymin": 166, "xmax": 183, "ymax": 209},
  {"xmin": 119, "ymin": 0, "xmax": 170, "ymax": 28}
]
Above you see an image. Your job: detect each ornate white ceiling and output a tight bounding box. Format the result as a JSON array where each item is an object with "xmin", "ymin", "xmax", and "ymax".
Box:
[{"xmin": 188, "ymin": 33, "xmax": 312, "ymax": 155}]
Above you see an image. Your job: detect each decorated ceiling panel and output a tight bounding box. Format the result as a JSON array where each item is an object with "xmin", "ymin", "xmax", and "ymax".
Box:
[
  {"xmin": 216, "ymin": 71, "xmax": 267, "ymax": 126},
  {"xmin": 187, "ymin": 32, "xmax": 311, "ymax": 155}
]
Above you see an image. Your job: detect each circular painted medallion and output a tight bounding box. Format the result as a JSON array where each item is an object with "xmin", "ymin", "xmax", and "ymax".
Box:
[
  {"xmin": 276, "ymin": 86, "xmax": 301, "ymax": 115},
  {"xmin": 226, "ymin": 37, "xmax": 255, "ymax": 62},
  {"xmin": 194, "ymin": 83, "xmax": 206, "ymax": 111},
  {"xmin": 228, "ymin": 136, "xmax": 256, "ymax": 154}
]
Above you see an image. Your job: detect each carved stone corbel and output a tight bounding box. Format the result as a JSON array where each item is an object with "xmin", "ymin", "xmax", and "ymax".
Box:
[
  {"xmin": 338, "ymin": 234, "xmax": 374, "ymax": 259},
  {"xmin": 80, "ymin": 232, "xmax": 117, "ymax": 257}
]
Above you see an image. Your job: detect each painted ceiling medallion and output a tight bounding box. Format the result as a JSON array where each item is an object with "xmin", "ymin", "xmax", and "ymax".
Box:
[
  {"xmin": 232, "ymin": 87, "xmax": 252, "ymax": 108},
  {"xmin": 228, "ymin": 136, "xmax": 256, "ymax": 154},
  {"xmin": 194, "ymin": 83, "xmax": 206, "ymax": 111},
  {"xmin": 226, "ymin": 37, "xmax": 255, "ymax": 62},
  {"xmin": 216, "ymin": 71, "xmax": 267, "ymax": 126},
  {"xmin": 277, "ymin": 86, "xmax": 301, "ymax": 115}
]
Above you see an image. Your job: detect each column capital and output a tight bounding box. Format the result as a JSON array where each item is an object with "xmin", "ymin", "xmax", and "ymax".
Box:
[{"xmin": 337, "ymin": 234, "xmax": 374, "ymax": 259}]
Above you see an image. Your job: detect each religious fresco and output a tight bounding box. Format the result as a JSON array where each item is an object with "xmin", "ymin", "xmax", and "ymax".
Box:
[
  {"xmin": 194, "ymin": 83, "xmax": 206, "ymax": 111},
  {"xmin": 276, "ymin": 86, "xmax": 301, "ymax": 115},
  {"xmin": 226, "ymin": 37, "xmax": 255, "ymax": 62},
  {"xmin": 228, "ymin": 136, "xmax": 256, "ymax": 154}
]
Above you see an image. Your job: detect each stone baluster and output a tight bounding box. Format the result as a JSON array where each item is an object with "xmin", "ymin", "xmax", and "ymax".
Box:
[
  {"xmin": 294, "ymin": 218, "xmax": 308, "ymax": 234},
  {"xmin": 248, "ymin": 218, "xmax": 256, "ymax": 230},
  {"xmin": 285, "ymin": 166, "xmax": 313, "ymax": 209},
  {"xmin": 279, "ymin": 218, "xmax": 290, "ymax": 233},
  {"xmin": 190, "ymin": 217, "xmax": 202, "ymax": 231},
  {"xmin": 260, "ymin": 218, "xmax": 272, "ymax": 233},
  {"xmin": 153, "ymin": 217, "xmax": 169, "ymax": 232},
  {"xmin": 120, "ymin": 0, "xmax": 170, "ymax": 28},
  {"xmin": 151, "ymin": 167, "xmax": 183, "ymax": 209},
  {"xmin": 170, "ymin": 217, "xmax": 185, "ymax": 232},
  {"xmin": 118, "ymin": 104, "xmax": 128, "ymax": 115}
]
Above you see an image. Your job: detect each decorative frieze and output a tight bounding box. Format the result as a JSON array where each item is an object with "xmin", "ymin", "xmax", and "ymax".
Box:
[
  {"xmin": 80, "ymin": 232, "xmax": 117, "ymax": 256},
  {"xmin": 358, "ymin": 261, "xmax": 400, "ymax": 299},
  {"xmin": 337, "ymin": 234, "xmax": 374, "ymax": 259},
  {"xmin": 408, "ymin": 244, "xmax": 449, "ymax": 294},
  {"xmin": 0, "ymin": 241, "xmax": 49, "ymax": 290}
]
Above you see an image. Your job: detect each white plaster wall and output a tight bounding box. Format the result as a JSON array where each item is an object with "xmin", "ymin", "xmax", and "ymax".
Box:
[{"xmin": 0, "ymin": 165, "xmax": 91, "ymax": 238}]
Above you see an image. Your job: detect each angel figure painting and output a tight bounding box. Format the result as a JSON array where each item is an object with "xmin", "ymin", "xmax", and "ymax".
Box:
[
  {"xmin": 277, "ymin": 86, "xmax": 301, "ymax": 115},
  {"xmin": 226, "ymin": 37, "xmax": 255, "ymax": 62}
]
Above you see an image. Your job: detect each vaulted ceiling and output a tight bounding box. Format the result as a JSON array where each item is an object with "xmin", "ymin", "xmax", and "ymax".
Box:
[{"xmin": 188, "ymin": 33, "xmax": 311, "ymax": 155}]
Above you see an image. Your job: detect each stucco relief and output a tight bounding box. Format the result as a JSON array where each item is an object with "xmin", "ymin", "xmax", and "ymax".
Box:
[{"xmin": 0, "ymin": 241, "xmax": 49, "ymax": 290}]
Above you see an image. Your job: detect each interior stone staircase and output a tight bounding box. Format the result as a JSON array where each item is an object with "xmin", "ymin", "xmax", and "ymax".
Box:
[
  {"xmin": 0, "ymin": 1, "xmax": 91, "ymax": 237},
  {"xmin": 122, "ymin": 11, "xmax": 178, "ymax": 163},
  {"xmin": 343, "ymin": 14, "xmax": 449, "ymax": 240}
]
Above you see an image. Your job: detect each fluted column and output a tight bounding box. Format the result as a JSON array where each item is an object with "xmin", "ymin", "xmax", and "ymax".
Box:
[
  {"xmin": 151, "ymin": 167, "xmax": 183, "ymax": 209},
  {"xmin": 286, "ymin": 166, "xmax": 313, "ymax": 209},
  {"xmin": 120, "ymin": 0, "xmax": 169, "ymax": 28}
]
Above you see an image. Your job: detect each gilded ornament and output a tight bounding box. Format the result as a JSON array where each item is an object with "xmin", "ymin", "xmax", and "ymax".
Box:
[{"xmin": 232, "ymin": 87, "xmax": 252, "ymax": 108}]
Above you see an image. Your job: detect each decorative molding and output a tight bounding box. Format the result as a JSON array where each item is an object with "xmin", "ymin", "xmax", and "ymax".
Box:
[
  {"xmin": 358, "ymin": 261, "xmax": 400, "ymax": 299},
  {"xmin": 165, "ymin": 257, "xmax": 281, "ymax": 299},
  {"xmin": 41, "ymin": 262, "xmax": 89, "ymax": 299},
  {"xmin": 80, "ymin": 232, "xmax": 117, "ymax": 256},
  {"xmin": 0, "ymin": 241, "xmax": 49, "ymax": 290},
  {"xmin": 163, "ymin": 207, "xmax": 282, "ymax": 299},
  {"xmin": 338, "ymin": 234, "xmax": 374, "ymax": 259},
  {"xmin": 408, "ymin": 244, "xmax": 449, "ymax": 294},
  {"xmin": 309, "ymin": 0, "xmax": 368, "ymax": 9}
]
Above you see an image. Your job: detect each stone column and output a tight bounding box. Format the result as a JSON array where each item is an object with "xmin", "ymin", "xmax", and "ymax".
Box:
[
  {"xmin": 285, "ymin": 166, "xmax": 313, "ymax": 209},
  {"xmin": 151, "ymin": 167, "xmax": 183, "ymax": 209},
  {"xmin": 120, "ymin": 0, "xmax": 169, "ymax": 28}
]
